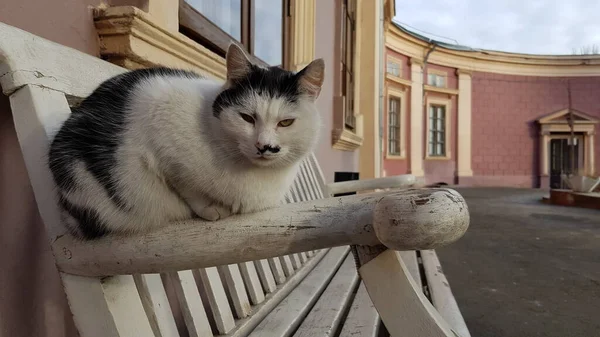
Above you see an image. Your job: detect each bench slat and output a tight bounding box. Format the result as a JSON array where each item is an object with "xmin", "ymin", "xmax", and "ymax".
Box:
[
  {"xmin": 302, "ymin": 162, "xmax": 322, "ymax": 200},
  {"xmin": 134, "ymin": 273, "xmax": 180, "ymax": 337},
  {"xmin": 227, "ymin": 249, "xmax": 330, "ymax": 337},
  {"xmin": 103, "ymin": 275, "xmax": 155, "ymax": 337},
  {"xmin": 254, "ymin": 259, "xmax": 277, "ymax": 293},
  {"xmin": 288, "ymin": 183, "xmax": 301, "ymax": 202},
  {"xmin": 299, "ymin": 252, "xmax": 308, "ymax": 263},
  {"xmin": 218, "ymin": 264, "xmax": 252, "ymax": 319},
  {"xmin": 197, "ymin": 267, "xmax": 236, "ymax": 334},
  {"xmin": 292, "ymin": 253, "xmax": 360, "ymax": 337},
  {"xmin": 399, "ymin": 250, "xmax": 423, "ymax": 290},
  {"xmin": 338, "ymin": 282, "xmax": 380, "ymax": 337},
  {"xmin": 305, "ymin": 161, "xmax": 325, "ymax": 199},
  {"xmin": 0, "ymin": 22, "xmax": 125, "ymax": 97},
  {"xmin": 167, "ymin": 271, "xmax": 213, "ymax": 337},
  {"xmin": 268, "ymin": 257, "xmax": 287, "ymax": 284},
  {"xmin": 421, "ymin": 250, "xmax": 472, "ymax": 337},
  {"xmin": 279, "ymin": 255, "xmax": 295, "ymax": 277},
  {"xmin": 247, "ymin": 246, "xmax": 350, "ymax": 337},
  {"xmin": 238, "ymin": 262, "xmax": 266, "ymax": 305},
  {"xmin": 293, "ymin": 179, "xmax": 309, "ymax": 201},
  {"xmin": 307, "ymin": 154, "xmax": 327, "ymax": 197},
  {"xmin": 290, "ymin": 254, "xmax": 302, "ymax": 270},
  {"xmin": 298, "ymin": 165, "xmax": 316, "ymax": 200},
  {"xmin": 359, "ymin": 250, "xmax": 456, "ymax": 337}
]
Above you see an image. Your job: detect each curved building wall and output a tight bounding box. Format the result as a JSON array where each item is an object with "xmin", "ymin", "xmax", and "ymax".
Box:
[{"xmin": 384, "ymin": 24, "xmax": 600, "ymax": 188}]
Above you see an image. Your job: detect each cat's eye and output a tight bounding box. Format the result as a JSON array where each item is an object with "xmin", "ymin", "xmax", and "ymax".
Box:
[
  {"xmin": 239, "ymin": 113, "xmax": 255, "ymax": 124},
  {"xmin": 278, "ymin": 119, "xmax": 295, "ymax": 127}
]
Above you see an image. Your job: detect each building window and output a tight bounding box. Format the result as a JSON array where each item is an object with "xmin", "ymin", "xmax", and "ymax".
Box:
[
  {"xmin": 386, "ymin": 61, "xmax": 401, "ymax": 77},
  {"xmin": 388, "ymin": 97, "xmax": 401, "ymax": 155},
  {"xmin": 180, "ymin": 0, "xmax": 287, "ymax": 66},
  {"xmin": 427, "ymin": 73, "xmax": 446, "ymax": 88},
  {"xmin": 342, "ymin": 0, "xmax": 357, "ymax": 131},
  {"xmin": 428, "ymin": 105, "xmax": 446, "ymax": 156}
]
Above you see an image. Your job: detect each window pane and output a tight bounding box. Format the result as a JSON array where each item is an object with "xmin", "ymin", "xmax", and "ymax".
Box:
[
  {"xmin": 427, "ymin": 74, "xmax": 434, "ymax": 85},
  {"xmin": 436, "ymin": 143, "xmax": 443, "ymax": 155},
  {"xmin": 437, "ymin": 76, "xmax": 445, "ymax": 87},
  {"xmin": 436, "ymin": 118, "xmax": 443, "ymax": 131},
  {"xmin": 188, "ymin": 0, "xmax": 242, "ymax": 41},
  {"xmin": 428, "ymin": 142, "xmax": 434, "ymax": 155},
  {"xmin": 253, "ymin": 0, "xmax": 283, "ymax": 65}
]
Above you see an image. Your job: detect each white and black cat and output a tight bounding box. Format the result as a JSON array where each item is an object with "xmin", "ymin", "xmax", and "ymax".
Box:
[{"xmin": 48, "ymin": 43, "xmax": 325, "ymax": 239}]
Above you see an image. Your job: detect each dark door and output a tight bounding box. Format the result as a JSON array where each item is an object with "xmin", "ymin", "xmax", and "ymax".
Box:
[{"xmin": 549, "ymin": 138, "xmax": 580, "ymax": 189}]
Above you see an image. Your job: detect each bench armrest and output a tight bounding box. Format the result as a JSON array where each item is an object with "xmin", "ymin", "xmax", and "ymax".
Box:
[
  {"xmin": 53, "ymin": 187, "xmax": 469, "ymax": 277},
  {"xmin": 325, "ymin": 174, "xmax": 416, "ymax": 196}
]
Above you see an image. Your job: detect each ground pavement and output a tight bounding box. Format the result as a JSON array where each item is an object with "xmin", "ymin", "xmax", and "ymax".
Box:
[{"xmin": 437, "ymin": 187, "xmax": 600, "ymax": 337}]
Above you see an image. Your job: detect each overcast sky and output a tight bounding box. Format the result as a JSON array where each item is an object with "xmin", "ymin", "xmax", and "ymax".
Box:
[{"xmin": 394, "ymin": 0, "xmax": 600, "ymax": 55}]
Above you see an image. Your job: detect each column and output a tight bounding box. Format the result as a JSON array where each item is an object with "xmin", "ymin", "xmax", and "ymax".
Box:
[
  {"xmin": 357, "ymin": 0, "xmax": 381, "ymax": 179},
  {"xmin": 409, "ymin": 58, "xmax": 424, "ymax": 177},
  {"xmin": 588, "ymin": 132, "xmax": 595, "ymax": 176},
  {"xmin": 540, "ymin": 133, "xmax": 550, "ymax": 176},
  {"xmin": 456, "ymin": 69, "xmax": 473, "ymax": 177},
  {"xmin": 540, "ymin": 132, "xmax": 550, "ymax": 188}
]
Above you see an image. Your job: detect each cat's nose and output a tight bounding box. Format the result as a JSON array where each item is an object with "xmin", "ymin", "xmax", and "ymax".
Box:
[{"xmin": 257, "ymin": 144, "xmax": 280, "ymax": 154}]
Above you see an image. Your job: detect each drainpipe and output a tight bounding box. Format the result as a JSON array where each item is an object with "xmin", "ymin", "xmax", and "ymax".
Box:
[
  {"xmin": 378, "ymin": 0, "xmax": 385, "ymax": 177},
  {"xmin": 422, "ymin": 42, "xmax": 438, "ymax": 105},
  {"xmin": 421, "ymin": 42, "xmax": 438, "ymax": 161}
]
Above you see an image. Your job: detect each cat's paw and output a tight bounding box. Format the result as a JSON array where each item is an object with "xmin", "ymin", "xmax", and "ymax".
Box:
[{"xmin": 197, "ymin": 204, "xmax": 231, "ymax": 221}]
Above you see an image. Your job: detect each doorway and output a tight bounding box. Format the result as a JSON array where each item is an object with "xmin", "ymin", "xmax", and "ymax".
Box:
[{"xmin": 549, "ymin": 136, "xmax": 583, "ymax": 189}]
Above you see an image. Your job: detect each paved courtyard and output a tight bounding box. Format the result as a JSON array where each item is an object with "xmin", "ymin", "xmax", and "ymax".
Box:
[{"xmin": 436, "ymin": 187, "xmax": 600, "ymax": 337}]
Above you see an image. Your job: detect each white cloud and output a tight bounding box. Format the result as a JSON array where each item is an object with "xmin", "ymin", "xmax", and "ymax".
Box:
[{"xmin": 394, "ymin": 0, "xmax": 600, "ymax": 55}]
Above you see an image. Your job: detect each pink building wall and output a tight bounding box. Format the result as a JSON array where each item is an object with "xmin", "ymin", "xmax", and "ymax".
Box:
[
  {"xmin": 383, "ymin": 41, "xmax": 600, "ymax": 188},
  {"xmin": 471, "ymin": 73, "xmax": 600, "ymax": 187}
]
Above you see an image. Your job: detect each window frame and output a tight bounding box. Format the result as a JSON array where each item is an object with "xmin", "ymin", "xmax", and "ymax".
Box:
[
  {"xmin": 425, "ymin": 97, "xmax": 452, "ymax": 159},
  {"xmin": 386, "ymin": 56, "xmax": 403, "ymax": 78},
  {"xmin": 386, "ymin": 86, "xmax": 407, "ymax": 159},
  {"xmin": 341, "ymin": 0, "xmax": 357, "ymax": 131},
  {"xmin": 426, "ymin": 68, "xmax": 447, "ymax": 88},
  {"xmin": 178, "ymin": 0, "xmax": 290, "ymax": 68}
]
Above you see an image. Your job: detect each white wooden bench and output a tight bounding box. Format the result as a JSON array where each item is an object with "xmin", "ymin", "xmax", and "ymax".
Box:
[{"xmin": 0, "ymin": 22, "xmax": 471, "ymax": 337}]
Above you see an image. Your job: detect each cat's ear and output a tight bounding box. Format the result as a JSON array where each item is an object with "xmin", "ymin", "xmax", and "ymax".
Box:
[
  {"xmin": 296, "ymin": 58, "xmax": 325, "ymax": 99},
  {"xmin": 226, "ymin": 43, "xmax": 252, "ymax": 82}
]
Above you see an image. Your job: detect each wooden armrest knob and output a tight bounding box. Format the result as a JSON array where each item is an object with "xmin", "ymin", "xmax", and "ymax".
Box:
[{"xmin": 372, "ymin": 188, "xmax": 469, "ymax": 251}]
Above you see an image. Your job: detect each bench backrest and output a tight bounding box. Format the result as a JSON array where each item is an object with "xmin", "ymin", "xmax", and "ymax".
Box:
[{"xmin": 1, "ymin": 22, "xmax": 330, "ymax": 337}]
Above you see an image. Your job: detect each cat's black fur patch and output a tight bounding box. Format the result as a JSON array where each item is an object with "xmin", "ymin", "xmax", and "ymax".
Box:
[
  {"xmin": 58, "ymin": 195, "xmax": 108, "ymax": 240},
  {"xmin": 49, "ymin": 67, "xmax": 201, "ymax": 235},
  {"xmin": 213, "ymin": 65, "xmax": 301, "ymax": 118}
]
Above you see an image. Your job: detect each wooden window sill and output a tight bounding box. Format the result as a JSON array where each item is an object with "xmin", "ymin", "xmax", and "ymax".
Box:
[{"xmin": 93, "ymin": 6, "xmax": 226, "ymax": 79}]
